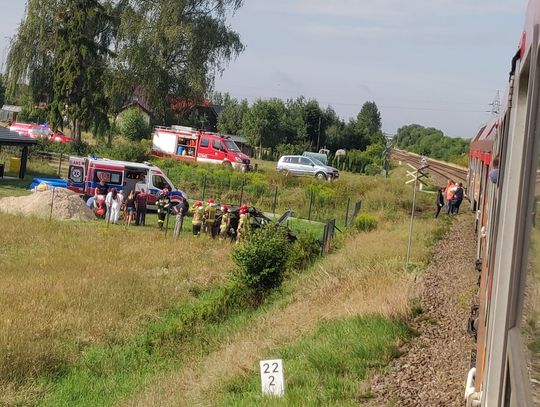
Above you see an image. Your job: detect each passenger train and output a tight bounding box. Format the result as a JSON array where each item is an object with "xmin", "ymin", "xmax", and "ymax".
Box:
[{"xmin": 466, "ymin": 0, "xmax": 540, "ymax": 405}]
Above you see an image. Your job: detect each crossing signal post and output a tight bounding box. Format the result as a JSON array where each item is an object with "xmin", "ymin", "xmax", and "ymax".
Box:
[{"xmin": 405, "ymin": 163, "xmax": 428, "ymax": 269}]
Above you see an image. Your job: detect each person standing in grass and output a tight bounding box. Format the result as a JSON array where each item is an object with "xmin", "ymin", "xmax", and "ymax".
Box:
[
  {"xmin": 125, "ymin": 191, "xmax": 136, "ymax": 226},
  {"xmin": 135, "ymin": 188, "xmax": 148, "ymax": 226},
  {"xmin": 219, "ymin": 205, "xmax": 231, "ymax": 241},
  {"xmin": 435, "ymin": 188, "xmax": 444, "ymax": 218},
  {"xmin": 445, "ymin": 179, "xmax": 456, "ymax": 214},
  {"xmin": 172, "ymin": 196, "xmax": 189, "ymax": 238},
  {"xmin": 156, "ymin": 188, "xmax": 171, "ymax": 231},
  {"xmin": 451, "ymin": 183, "xmax": 465, "ymax": 214},
  {"xmin": 191, "ymin": 201, "xmax": 205, "ymax": 236},
  {"xmin": 107, "ymin": 188, "xmax": 121, "ymax": 224},
  {"xmin": 204, "ymin": 198, "xmax": 218, "ymax": 238}
]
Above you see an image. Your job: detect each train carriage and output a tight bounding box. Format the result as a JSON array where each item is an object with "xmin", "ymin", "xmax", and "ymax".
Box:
[{"xmin": 466, "ymin": 1, "xmax": 540, "ymax": 404}]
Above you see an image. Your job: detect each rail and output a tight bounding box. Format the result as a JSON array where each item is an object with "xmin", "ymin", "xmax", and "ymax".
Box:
[{"xmin": 391, "ymin": 149, "xmax": 468, "ymax": 184}]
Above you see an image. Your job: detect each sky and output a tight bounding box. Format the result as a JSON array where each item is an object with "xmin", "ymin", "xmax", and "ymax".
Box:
[{"xmin": 0, "ymin": 0, "xmax": 529, "ymax": 138}]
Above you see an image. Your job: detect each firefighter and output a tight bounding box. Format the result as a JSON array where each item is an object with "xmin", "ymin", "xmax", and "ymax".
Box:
[
  {"xmin": 219, "ymin": 205, "xmax": 231, "ymax": 241},
  {"xmin": 156, "ymin": 188, "xmax": 171, "ymax": 230},
  {"xmin": 191, "ymin": 200, "xmax": 205, "ymax": 236},
  {"xmin": 204, "ymin": 198, "xmax": 218, "ymax": 238},
  {"xmin": 236, "ymin": 204, "xmax": 250, "ymax": 243}
]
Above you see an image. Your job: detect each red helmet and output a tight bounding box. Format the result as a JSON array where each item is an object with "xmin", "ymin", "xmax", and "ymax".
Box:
[
  {"xmin": 196, "ymin": 201, "xmax": 203, "ymax": 207},
  {"xmin": 239, "ymin": 207, "xmax": 248, "ymax": 215},
  {"xmin": 221, "ymin": 205, "xmax": 229, "ymax": 213},
  {"xmin": 240, "ymin": 203, "xmax": 248, "ymax": 210},
  {"xmin": 207, "ymin": 198, "xmax": 215, "ymax": 203}
]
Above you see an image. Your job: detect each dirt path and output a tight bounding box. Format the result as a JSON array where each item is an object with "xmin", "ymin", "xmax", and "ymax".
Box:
[{"xmin": 369, "ymin": 213, "xmax": 477, "ymax": 406}]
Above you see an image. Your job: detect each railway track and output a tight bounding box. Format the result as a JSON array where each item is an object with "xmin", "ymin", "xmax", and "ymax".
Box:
[{"xmin": 391, "ymin": 149, "xmax": 468, "ymax": 185}]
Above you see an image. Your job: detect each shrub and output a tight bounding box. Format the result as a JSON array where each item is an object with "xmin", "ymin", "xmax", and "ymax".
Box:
[
  {"xmin": 119, "ymin": 108, "xmax": 152, "ymax": 141},
  {"xmin": 232, "ymin": 225, "xmax": 290, "ymax": 296},
  {"xmin": 288, "ymin": 233, "xmax": 321, "ymax": 270},
  {"xmin": 107, "ymin": 140, "xmax": 152, "ymax": 162},
  {"xmin": 354, "ymin": 213, "xmax": 378, "ymax": 232}
]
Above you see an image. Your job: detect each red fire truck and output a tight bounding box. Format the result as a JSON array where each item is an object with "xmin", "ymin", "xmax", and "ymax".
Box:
[{"xmin": 152, "ymin": 125, "xmax": 252, "ymax": 171}]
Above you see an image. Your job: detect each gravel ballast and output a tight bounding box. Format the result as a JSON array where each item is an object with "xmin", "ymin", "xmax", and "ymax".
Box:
[{"xmin": 369, "ymin": 214, "xmax": 477, "ymax": 406}]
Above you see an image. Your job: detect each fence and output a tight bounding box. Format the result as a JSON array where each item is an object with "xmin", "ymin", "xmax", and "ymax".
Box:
[{"xmin": 31, "ymin": 150, "xmax": 69, "ymax": 178}]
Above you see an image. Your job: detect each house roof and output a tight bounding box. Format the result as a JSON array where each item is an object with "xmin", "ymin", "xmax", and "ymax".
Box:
[
  {"xmin": 121, "ymin": 100, "xmax": 152, "ymax": 116},
  {"xmin": 1, "ymin": 105, "xmax": 22, "ymax": 113},
  {"xmin": 0, "ymin": 126, "xmax": 38, "ymax": 146}
]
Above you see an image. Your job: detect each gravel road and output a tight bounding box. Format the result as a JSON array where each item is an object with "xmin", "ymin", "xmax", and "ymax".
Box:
[{"xmin": 368, "ymin": 213, "xmax": 477, "ymax": 406}]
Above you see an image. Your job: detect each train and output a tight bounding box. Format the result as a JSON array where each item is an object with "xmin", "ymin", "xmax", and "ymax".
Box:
[{"xmin": 466, "ymin": 0, "xmax": 540, "ymax": 405}]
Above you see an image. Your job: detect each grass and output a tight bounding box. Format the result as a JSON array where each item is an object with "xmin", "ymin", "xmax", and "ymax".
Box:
[
  {"xmin": 0, "ymin": 157, "xmax": 445, "ymax": 406},
  {"xmin": 0, "ymin": 213, "xmax": 233, "ymax": 406},
  {"xmin": 119, "ymin": 201, "xmax": 443, "ymax": 406},
  {"xmin": 219, "ymin": 315, "xmax": 412, "ymax": 406}
]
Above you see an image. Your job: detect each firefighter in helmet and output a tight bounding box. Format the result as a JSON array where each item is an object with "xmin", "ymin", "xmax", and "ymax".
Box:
[
  {"xmin": 191, "ymin": 200, "xmax": 205, "ymax": 236},
  {"xmin": 236, "ymin": 204, "xmax": 250, "ymax": 243},
  {"xmin": 156, "ymin": 188, "xmax": 171, "ymax": 230},
  {"xmin": 204, "ymin": 198, "xmax": 218, "ymax": 238},
  {"xmin": 219, "ymin": 204, "xmax": 231, "ymax": 241}
]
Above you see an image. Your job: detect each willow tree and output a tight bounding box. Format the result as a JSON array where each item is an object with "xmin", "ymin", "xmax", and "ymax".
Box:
[
  {"xmin": 5, "ymin": 0, "xmax": 60, "ymax": 104},
  {"xmin": 116, "ymin": 0, "xmax": 245, "ymax": 121}
]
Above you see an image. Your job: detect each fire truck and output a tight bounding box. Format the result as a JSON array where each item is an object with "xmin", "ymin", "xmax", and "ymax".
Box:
[{"xmin": 152, "ymin": 125, "xmax": 252, "ymax": 171}]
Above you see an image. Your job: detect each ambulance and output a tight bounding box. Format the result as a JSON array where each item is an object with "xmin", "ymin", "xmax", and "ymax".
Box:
[
  {"xmin": 152, "ymin": 125, "xmax": 252, "ymax": 171},
  {"xmin": 66, "ymin": 156, "xmax": 187, "ymax": 208}
]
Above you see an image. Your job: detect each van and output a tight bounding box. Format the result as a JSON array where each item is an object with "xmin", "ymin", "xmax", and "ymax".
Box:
[
  {"xmin": 276, "ymin": 155, "xmax": 339, "ymax": 180},
  {"xmin": 67, "ymin": 156, "xmax": 186, "ymax": 208}
]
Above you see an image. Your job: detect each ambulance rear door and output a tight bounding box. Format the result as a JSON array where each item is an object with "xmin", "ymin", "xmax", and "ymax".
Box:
[{"xmin": 67, "ymin": 156, "xmax": 87, "ymax": 194}]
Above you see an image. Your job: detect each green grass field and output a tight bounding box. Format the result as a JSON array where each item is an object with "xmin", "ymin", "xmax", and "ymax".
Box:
[{"xmin": 0, "ymin": 156, "xmax": 445, "ymax": 406}]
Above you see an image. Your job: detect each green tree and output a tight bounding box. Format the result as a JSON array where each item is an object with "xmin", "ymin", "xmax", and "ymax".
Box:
[
  {"xmin": 120, "ymin": 108, "xmax": 151, "ymax": 141},
  {"xmin": 48, "ymin": 0, "xmax": 113, "ymax": 141},
  {"xmin": 116, "ymin": 0, "xmax": 244, "ymax": 121},
  {"xmin": 0, "ymin": 75, "xmax": 6, "ymax": 108},
  {"xmin": 241, "ymin": 99, "xmax": 286, "ymax": 157},
  {"xmin": 216, "ymin": 94, "xmax": 249, "ymax": 135},
  {"xmin": 357, "ymin": 101, "xmax": 383, "ymax": 144}
]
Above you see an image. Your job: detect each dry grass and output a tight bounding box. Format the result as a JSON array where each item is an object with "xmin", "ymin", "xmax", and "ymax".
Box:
[
  {"xmin": 0, "ymin": 213, "xmax": 233, "ymax": 403},
  {"xmin": 120, "ymin": 215, "xmax": 439, "ymax": 407}
]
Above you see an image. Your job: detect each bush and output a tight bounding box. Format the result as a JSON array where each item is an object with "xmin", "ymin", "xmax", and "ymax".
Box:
[
  {"xmin": 232, "ymin": 225, "xmax": 290, "ymax": 296},
  {"xmin": 288, "ymin": 234, "xmax": 321, "ymax": 270},
  {"xmin": 119, "ymin": 108, "xmax": 152, "ymax": 141},
  {"xmin": 354, "ymin": 213, "xmax": 378, "ymax": 232},
  {"xmin": 106, "ymin": 140, "xmax": 152, "ymax": 162}
]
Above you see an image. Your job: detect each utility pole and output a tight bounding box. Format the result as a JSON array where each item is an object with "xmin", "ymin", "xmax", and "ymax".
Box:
[
  {"xmin": 488, "ymin": 90, "xmax": 501, "ymax": 115},
  {"xmin": 404, "ymin": 163, "xmax": 428, "ymax": 270},
  {"xmin": 316, "ymin": 116, "xmax": 321, "ymax": 152}
]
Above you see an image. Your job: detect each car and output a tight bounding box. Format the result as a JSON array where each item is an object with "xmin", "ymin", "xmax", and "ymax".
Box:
[{"xmin": 276, "ymin": 155, "xmax": 339, "ymax": 180}]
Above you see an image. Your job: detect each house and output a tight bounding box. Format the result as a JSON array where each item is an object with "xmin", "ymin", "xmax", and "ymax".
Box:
[{"xmin": 0, "ymin": 105, "xmax": 22, "ymax": 122}]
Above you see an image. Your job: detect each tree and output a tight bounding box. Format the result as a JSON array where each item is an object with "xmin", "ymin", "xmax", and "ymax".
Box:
[
  {"xmin": 120, "ymin": 108, "xmax": 151, "ymax": 141},
  {"xmin": 356, "ymin": 101, "xmax": 383, "ymax": 144},
  {"xmin": 0, "ymin": 75, "xmax": 6, "ymax": 108},
  {"xmin": 216, "ymin": 94, "xmax": 249, "ymax": 135},
  {"xmin": 47, "ymin": 0, "xmax": 113, "ymax": 142},
  {"xmin": 241, "ymin": 99, "xmax": 286, "ymax": 156},
  {"xmin": 116, "ymin": 0, "xmax": 244, "ymax": 121}
]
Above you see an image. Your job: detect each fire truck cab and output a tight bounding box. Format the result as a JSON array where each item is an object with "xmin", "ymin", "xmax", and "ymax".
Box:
[
  {"xmin": 152, "ymin": 125, "xmax": 252, "ymax": 171},
  {"xmin": 66, "ymin": 156, "xmax": 187, "ymax": 208}
]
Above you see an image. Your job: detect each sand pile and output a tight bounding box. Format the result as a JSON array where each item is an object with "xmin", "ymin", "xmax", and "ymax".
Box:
[{"xmin": 0, "ymin": 188, "xmax": 95, "ymax": 221}]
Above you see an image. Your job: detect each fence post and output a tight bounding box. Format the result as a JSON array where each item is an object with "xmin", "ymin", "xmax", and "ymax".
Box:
[
  {"xmin": 202, "ymin": 175, "xmax": 207, "ymax": 201},
  {"xmin": 344, "ymin": 197, "xmax": 350, "ymax": 227},
  {"xmin": 58, "ymin": 153, "xmax": 63, "ymax": 176},
  {"xmin": 239, "ymin": 178, "xmax": 245, "ymax": 206},
  {"xmin": 49, "ymin": 187, "xmax": 55, "ymax": 221},
  {"xmin": 308, "ymin": 190, "xmax": 314, "ymax": 221},
  {"xmin": 272, "ymin": 186, "xmax": 278, "ymax": 217}
]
